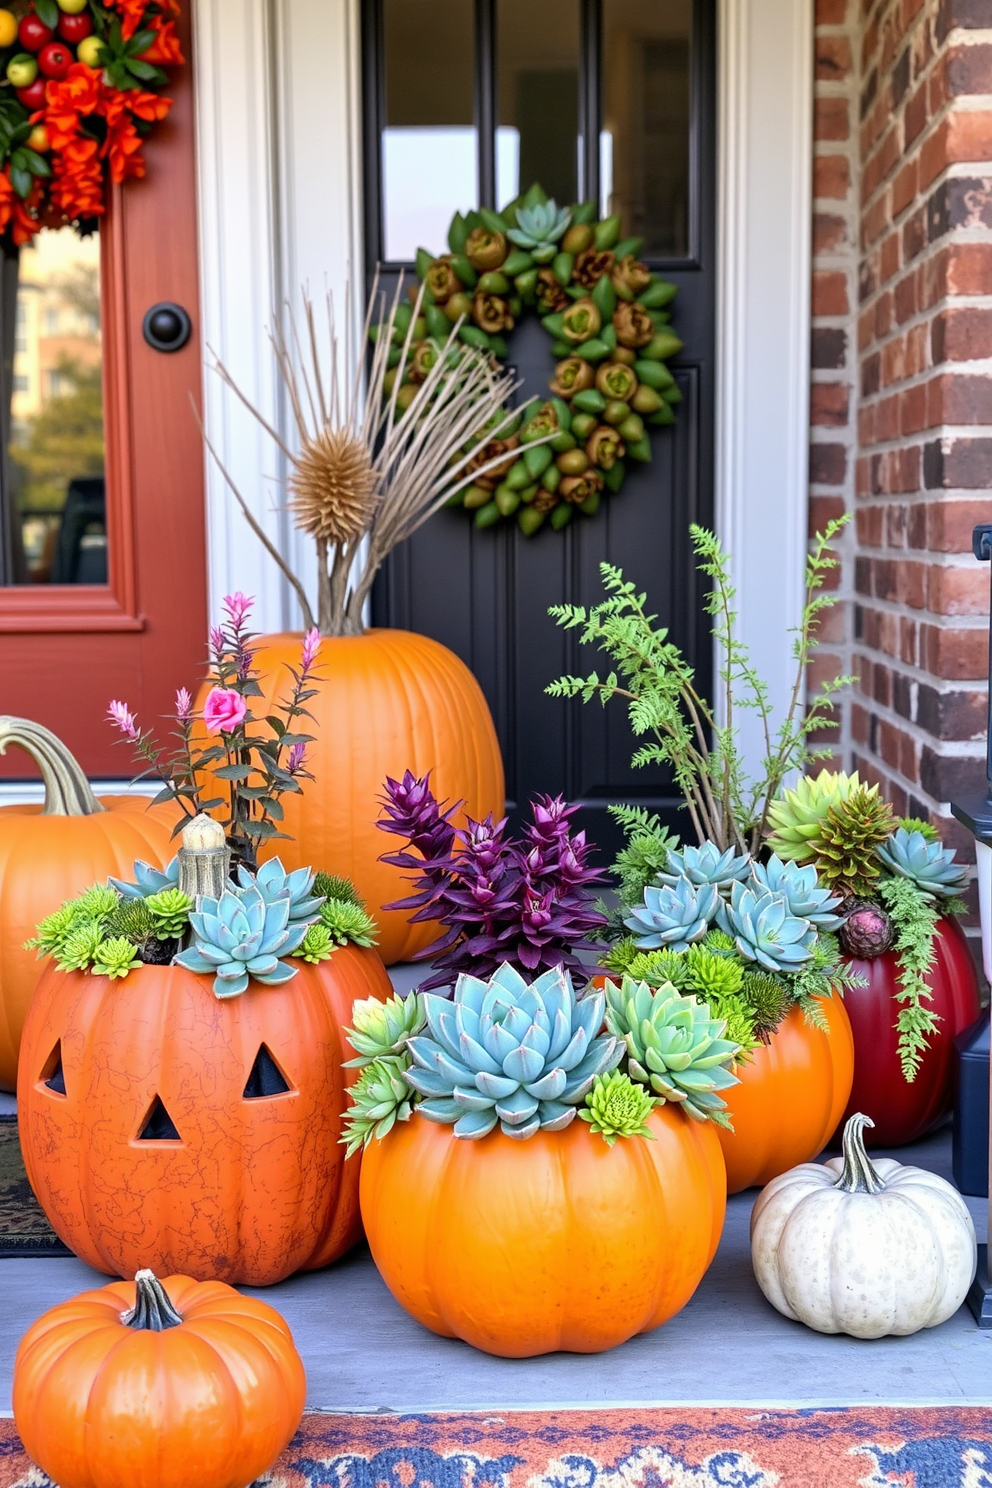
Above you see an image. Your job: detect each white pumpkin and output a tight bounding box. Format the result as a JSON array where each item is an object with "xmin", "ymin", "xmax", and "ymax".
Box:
[{"xmin": 750, "ymin": 1112, "xmax": 977, "ymax": 1339}]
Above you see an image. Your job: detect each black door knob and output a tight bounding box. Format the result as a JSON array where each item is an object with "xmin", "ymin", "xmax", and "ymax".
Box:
[{"xmin": 142, "ymin": 302, "xmax": 192, "ymax": 353}]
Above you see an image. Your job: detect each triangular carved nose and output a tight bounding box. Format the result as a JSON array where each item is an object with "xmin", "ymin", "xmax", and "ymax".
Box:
[
  {"xmin": 243, "ymin": 1044, "xmax": 292, "ymax": 1099},
  {"xmin": 41, "ymin": 1041, "xmax": 66, "ymax": 1096},
  {"xmin": 137, "ymin": 1095, "xmax": 181, "ymax": 1142}
]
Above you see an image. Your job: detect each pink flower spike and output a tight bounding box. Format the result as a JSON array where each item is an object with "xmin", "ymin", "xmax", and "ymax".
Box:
[
  {"xmin": 107, "ymin": 700, "xmax": 140, "ymax": 740},
  {"xmin": 301, "ymin": 627, "xmax": 321, "ymax": 672},
  {"xmin": 174, "ymin": 687, "xmax": 193, "ymax": 722},
  {"xmin": 201, "ymin": 687, "xmax": 248, "ymax": 735},
  {"xmin": 287, "ymin": 742, "xmax": 308, "ymax": 775},
  {"xmin": 222, "ymin": 591, "xmax": 254, "ymax": 627},
  {"xmin": 208, "ymin": 625, "xmax": 225, "ymax": 657}
]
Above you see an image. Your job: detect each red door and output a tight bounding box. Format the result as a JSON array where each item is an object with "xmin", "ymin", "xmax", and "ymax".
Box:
[{"xmin": 0, "ymin": 4, "xmax": 205, "ymax": 779}]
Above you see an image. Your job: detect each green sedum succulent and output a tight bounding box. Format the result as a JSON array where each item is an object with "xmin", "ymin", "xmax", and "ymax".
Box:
[
  {"xmin": 579, "ymin": 1069, "xmax": 657, "ymax": 1146},
  {"xmin": 341, "ymin": 1055, "xmax": 416, "ymax": 1158},
  {"xmin": 876, "ymin": 826, "xmax": 968, "ymax": 901},
  {"xmin": 92, "ymin": 937, "xmax": 143, "ymax": 979},
  {"xmin": 298, "ymin": 924, "xmax": 334, "ymax": 963},
  {"xmin": 683, "ymin": 943, "xmax": 744, "ymax": 998},
  {"xmin": 603, "ymin": 977, "xmax": 740, "ymax": 1127},
  {"xmin": 144, "ymin": 888, "xmax": 193, "ymax": 940},
  {"xmin": 344, "ymin": 992, "xmax": 426, "ymax": 1068},
  {"xmin": 56, "ymin": 920, "xmax": 104, "ymax": 972},
  {"xmin": 319, "ymin": 897, "xmax": 378, "ymax": 947},
  {"xmin": 404, "ymin": 963, "xmax": 621, "ymax": 1140}
]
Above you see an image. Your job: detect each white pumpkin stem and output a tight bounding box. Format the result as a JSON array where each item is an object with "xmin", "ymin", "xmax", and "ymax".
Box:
[
  {"xmin": 835, "ymin": 1112, "xmax": 886, "ymax": 1194},
  {"xmin": 120, "ymin": 1270, "xmax": 184, "ymax": 1331},
  {"xmin": 0, "ymin": 716, "xmax": 105, "ymax": 817}
]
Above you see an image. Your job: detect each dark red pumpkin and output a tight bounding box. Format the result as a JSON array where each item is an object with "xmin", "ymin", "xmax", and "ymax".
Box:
[{"xmin": 838, "ymin": 914, "xmax": 981, "ymax": 1147}]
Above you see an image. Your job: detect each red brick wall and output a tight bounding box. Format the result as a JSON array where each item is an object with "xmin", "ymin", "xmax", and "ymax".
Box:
[
  {"xmin": 811, "ymin": 0, "xmax": 862, "ymax": 766},
  {"xmin": 834, "ymin": 0, "xmax": 992, "ymax": 859}
]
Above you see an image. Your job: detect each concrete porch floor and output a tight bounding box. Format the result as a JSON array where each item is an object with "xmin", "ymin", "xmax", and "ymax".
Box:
[{"xmin": 1, "ymin": 962, "xmax": 990, "ymax": 1413}]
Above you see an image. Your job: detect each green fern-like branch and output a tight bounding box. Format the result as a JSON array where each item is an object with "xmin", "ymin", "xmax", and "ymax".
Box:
[{"xmin": 878, "ymin": 876, "xmax": 941, "ymax": 1082}]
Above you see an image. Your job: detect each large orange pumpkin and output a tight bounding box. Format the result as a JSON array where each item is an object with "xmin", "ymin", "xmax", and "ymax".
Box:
[
  {"xmin": 13, "ymin": 1269, "xmax": 306, "ymax": 1488},
  {"xmin": 194, "ymin": 630, "xmax": 504, "ymax": 966},
  {"xmin": 17, "ymin": 943, "xmax": 390, "ymax": 1284},
  {"xmin": 717, "ymin": 993, "xmax": 854, "ymax": 1193},
  {"xmin": 360, "ymin": 1105, "xmax": 726, "ymax": 1357},
  {"xmin": 0, "ymin": 716, "xmax": 178, "ymax": 1091}
]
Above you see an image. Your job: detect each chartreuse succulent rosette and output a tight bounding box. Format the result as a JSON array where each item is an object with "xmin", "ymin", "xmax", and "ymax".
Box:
[
  {"xmin": 27, "ymin": 857, "xmax": 377, "ymax": 998},
  {"xmin": 371, "ymin": 181, "xmax": 684, "ymax": 536},
  {"xmin": 764, "ymin": 769, "xmax": 970, "ymax": 1079},
  {"xmin": 341, "ymin": 961, "xmax": 743, "ymax": 1156}
]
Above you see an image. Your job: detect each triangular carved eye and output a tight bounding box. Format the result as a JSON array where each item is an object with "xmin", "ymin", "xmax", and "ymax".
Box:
[
  {"xmin": 136, "ymin": 1096, "xmax": 181, "ymax": 1142},
  {"xmin": 243, "ymin": 1044, "xmax": 292, "ymax": 1099},
  {"xmin": 41, "ymin": 1041, "xmax": 66, "ymax": 1096}
]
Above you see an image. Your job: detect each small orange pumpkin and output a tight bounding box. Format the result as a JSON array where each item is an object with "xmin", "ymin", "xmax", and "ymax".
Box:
[
  {"xmin": 13, "ymin": 1269, "xmax": 305, "ymax": 1488},
  {"xmin": 360, "ymin": 1105, "xmax": 726, "ymax": 1357},
  {"xmin": 717, "ymin": 993, "xmax": 854, "ymax": 1193},
  {"xmin": 0, "ymin": 716, "xmax": 178, "ymax": 1091},
  {"xmin": 194, "ymin": 629, "xmax": 504, "ymax": 965},
  {"xmin": 18, "ymin": 943, "xmax": 390, "ymax": 1284}
]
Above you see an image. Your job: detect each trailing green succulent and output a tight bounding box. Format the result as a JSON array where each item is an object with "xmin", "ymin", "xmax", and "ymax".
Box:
[
  {"xmin": 579, "ymin": 1069, "xmax": 657, "ymax": 1146},
  {"xmin": 27, "ymin": 854, "xmax": 377, "ymax": 992},
  {"xmin": 603, "ymin": 977, "xmax": 740, "ymax": 1128},
  {"xmin": 876, "ymin": 826, "xmax": 969, "ymax": 902}
]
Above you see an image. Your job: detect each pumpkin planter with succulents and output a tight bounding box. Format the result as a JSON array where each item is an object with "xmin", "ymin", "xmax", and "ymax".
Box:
[
  {"xmin": 372, "ymin": 183, "xmax": 684, "ymax": 537},
  {"xmin": 18, "ymin": 816, "xmax": 390, "ymax": 1285},
  {"xmin": 766, "ymin": 773, "xmax": 980, "ymax": 1147},
  {"xmin": 203, "ymin": 298, "xmax": 509, "ymax": 963},
  {"xmin": 348, "ymin": 964, "xmax": 732, "ymax": 1358},
  {"xmin": 21, "ymin": 622, "xmax": 390, "ymax": 1285},
  {"xmin": 0, "ymin": 716, "xmax": 178, "ymax": 1091}
]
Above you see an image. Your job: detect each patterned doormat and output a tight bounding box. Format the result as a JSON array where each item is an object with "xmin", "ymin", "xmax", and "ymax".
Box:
[
  {"xmin": 0, "ymin": 1115, "xmax": 71, "ymax": 1257},
  {"xmin": 1, "ymin": 1405, "xmax": 991, "ymax": 1487}
]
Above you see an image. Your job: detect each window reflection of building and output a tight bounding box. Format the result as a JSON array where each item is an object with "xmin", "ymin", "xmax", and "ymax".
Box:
[{"xmin": 6, "ymin": 228, "xmax": 105, "ymax": 585}]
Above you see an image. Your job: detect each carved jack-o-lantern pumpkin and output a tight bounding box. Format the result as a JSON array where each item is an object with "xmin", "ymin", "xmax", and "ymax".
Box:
[{"xmin": 17, "ymin": 944, "xmax": 390, "ymax": 1285}]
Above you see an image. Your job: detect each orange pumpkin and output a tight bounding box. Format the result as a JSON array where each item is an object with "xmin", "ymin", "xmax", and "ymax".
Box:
[
  {"xmin": 194, "ymin": 629, "xmax": 504, "ymax": 965},
  {"xmin": 17, "ymin": 943, "xmax": 390, "ymax": 1284},
  {"xmin": 360, "ymin": 1105, "xmax": 726, "ymax": 1357},
  {"xmin": 0, "ymin": 716, "xmax": 178, "ymax": 1091},
  {"xmin": 13, "ymin": 1269, "xmax": 305, "ymax": 1488},
  {"xmin": 717, "ymin": 993, "xmax": 854, "ymax": 1193}
]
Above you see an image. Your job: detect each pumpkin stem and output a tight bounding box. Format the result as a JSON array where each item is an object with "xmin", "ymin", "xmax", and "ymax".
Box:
[
  {"xmin": 834, "ymin": 1112, "xmax": 886, "ymax": 1194},
  {"xmin": 120, "ymin": 1270, "xmax": 184, "ymax": 1331},
  {"xmin": 0, "ymin": 717, "xmax": 105, "ymax": 817}
]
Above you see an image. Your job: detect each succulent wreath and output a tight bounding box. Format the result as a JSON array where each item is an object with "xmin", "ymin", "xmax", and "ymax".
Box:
[
  {"xmin": 372, "ymin": 182, "xmax": 684, "ymax": 537},
  {"xmin": 0, "ymin": 0, "xmax": 182, "ymax": 246}
]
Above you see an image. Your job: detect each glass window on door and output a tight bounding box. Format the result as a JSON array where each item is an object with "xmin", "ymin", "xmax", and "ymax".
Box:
[
  {"xmin": 369, "ymin": 0, "xmax": 697, "ymax": 270},
  {"xmin": 0, "ymin": 226, "xmax": 106, "ymax": 586}
]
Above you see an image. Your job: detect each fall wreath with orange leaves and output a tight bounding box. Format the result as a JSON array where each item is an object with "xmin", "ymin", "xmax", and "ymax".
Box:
[{"xmin": 0, "ymin": 0, "xmax": 182, "ymax": 245}]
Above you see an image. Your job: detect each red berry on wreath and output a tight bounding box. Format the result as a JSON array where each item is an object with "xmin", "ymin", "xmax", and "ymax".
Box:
[
  {"xmin": 18, "ymin": 14, "xmax": 53, "ymax": 52},
  {"xmin": 37, "ymin": 40, "xmax": 70, "ymax": 77},
  {"xmin": 57, "ymin": 11, "xmax": 91, "ymax": 42},
  {"xmin": 16, "ymin": 78, "xmax": 47, "ymax": 110}
]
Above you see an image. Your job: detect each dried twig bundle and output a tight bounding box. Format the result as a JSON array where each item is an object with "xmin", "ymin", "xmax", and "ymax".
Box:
[{"xmin": 205, "ymin": 279, "xmax": 536, "ymax": 636}]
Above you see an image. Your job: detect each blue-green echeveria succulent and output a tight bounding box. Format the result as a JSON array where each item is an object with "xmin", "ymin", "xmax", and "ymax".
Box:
[
  {"xmin": 625, "ymin": 878, "xmax": 719, "ymax": 953},
  {"xmin": 237, "ymin": 859, "xmax": 324, "ymax": 922},
  {"xmin": 175, "ymin": 882, "xmax": 312, "ymax": 998},
  {"xmin": 750, "ymin": 855, "xmax": 844, "ymax": 928},
  {"xmin": 723, "ymin": 880, "xmax": 816, "ymax": 973},
  {"xmin": 109, "ymin": 856, "xmax": 179, "ymax": 899},
  {"xmin": 876, "ymin": 826, "xmax": 968, "ymax": 901},
  {"xmin": 658, "ymin": 842, "xmax": 752, "ymax": 892},
  {"xmin": 403, "ymin": 963, "xmax": 621, "ymax": 1139},
  {"xmin": 507, "ymin": 200, "xmax": 571, "ymax": 261}
]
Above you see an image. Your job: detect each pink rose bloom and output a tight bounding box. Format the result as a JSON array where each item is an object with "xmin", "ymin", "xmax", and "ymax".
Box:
[{"xmin": 201, "ymin": 687, "xmax": 247, "ymax": 735}]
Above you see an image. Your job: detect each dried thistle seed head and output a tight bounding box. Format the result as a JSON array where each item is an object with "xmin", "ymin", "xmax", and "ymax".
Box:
[{"xmin": 288, "ymin": 428, "xmax": 377, "ymax": 545}]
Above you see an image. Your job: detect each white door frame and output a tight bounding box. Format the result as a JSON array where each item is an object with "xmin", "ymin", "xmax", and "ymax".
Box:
[{"xmin": 193, "ymin": 0, "xmax": 812, "ymax": 751}]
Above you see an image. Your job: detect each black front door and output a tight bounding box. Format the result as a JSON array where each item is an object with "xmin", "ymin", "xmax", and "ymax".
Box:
[{"xmin": 365, "ymin": 0, "xmax": 716, "ymax": 857}]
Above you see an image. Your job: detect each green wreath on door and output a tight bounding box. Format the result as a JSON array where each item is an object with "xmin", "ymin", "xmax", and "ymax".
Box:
[{"xmin": 377, "ymin": 182, "xmax": 684, "ymax": 536}]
